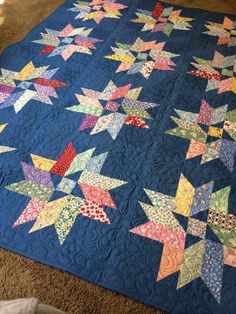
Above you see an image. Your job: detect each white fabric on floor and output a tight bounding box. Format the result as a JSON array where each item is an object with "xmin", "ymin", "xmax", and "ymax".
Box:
[{"xmin": 0, "ymin": 298, "xmax": 65, "ymax": 314}]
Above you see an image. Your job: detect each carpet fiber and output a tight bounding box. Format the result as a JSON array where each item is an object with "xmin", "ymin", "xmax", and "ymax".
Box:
[{"xmin": 0, "ymin": 1, "xmax": 235, "ymax": 314}]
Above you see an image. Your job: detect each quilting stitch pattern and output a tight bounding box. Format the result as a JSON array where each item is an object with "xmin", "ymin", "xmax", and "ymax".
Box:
[{"xmin": 0, "ymin": 1, "xmax": 236, "ymax": 313}]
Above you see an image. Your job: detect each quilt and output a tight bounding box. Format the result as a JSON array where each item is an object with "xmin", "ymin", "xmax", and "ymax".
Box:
[{"xmin": 0, "ymin": 1, "xmax": 236, "ymax": 313}]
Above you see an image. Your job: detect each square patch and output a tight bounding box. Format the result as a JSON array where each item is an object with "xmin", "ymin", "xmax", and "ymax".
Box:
[
  {"xmin": 187, "ymin": 217, "xmax": 207, "ymax": 239},
  {"xmin": 56, "ymin": 178, "xmax": 76, "ymax": 194},
  {"xmin": 208, "ymin": 126, "xmax": 223, "ymax": 138},
  {"xmin": 105, "ymin": 101, "xmax": 120, "ymax": 112}
]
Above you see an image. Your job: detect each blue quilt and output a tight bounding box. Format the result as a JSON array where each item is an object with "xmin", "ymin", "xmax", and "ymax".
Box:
[{"xmin": 0, "ymin": 1, "xmax": 236, "ymax": 313}]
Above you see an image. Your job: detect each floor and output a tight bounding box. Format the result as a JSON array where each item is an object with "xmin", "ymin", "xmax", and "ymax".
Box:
[{"xmin": 0, "ymin": 0, "xmax": 235, "ymax": 313}]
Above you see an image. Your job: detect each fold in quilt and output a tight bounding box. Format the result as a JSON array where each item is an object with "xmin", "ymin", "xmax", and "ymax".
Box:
[{"xmin": 0, "ymin": 1, "xmax": 236, "ymax": 313}]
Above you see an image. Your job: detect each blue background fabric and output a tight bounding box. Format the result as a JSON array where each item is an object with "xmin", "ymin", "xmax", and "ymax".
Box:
[{"xmin": 0, "ymin": 1, "xmax": 236, "ymax": 313}]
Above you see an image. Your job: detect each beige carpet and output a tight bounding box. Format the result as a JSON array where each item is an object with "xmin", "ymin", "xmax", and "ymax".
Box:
[{"xmin": 0, "ymin": 1, "xmax": 235, "ymax": 313}]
